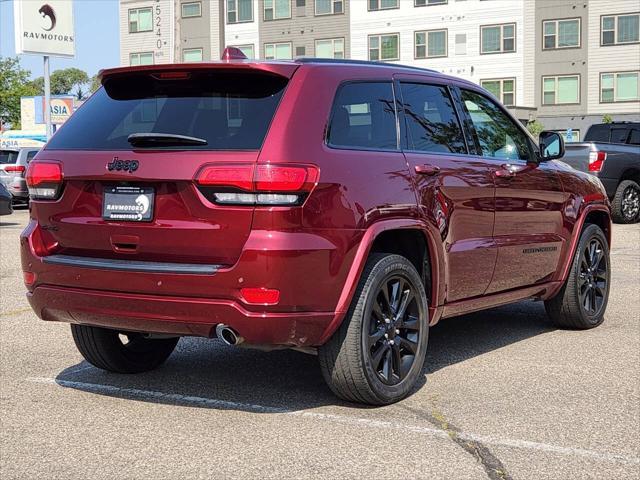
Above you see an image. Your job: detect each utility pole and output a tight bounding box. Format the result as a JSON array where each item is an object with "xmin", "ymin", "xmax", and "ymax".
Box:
[{"xmin": 174, "ymin": 0, "xmax": 181, "ymax": 63}]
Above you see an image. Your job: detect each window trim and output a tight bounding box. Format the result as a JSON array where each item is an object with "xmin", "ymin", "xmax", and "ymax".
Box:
[
  {"xmin": 182, "ymin": 48, "xmax": 204, "ymax": 62},
  {"xmin": 129, "ymin": 51, "xmax": 154, "ymax": 66},
  {"xmin": 599, "ymin": 71, "xmax": 640, "ymax": 103},
  {"xmin": 541, "ymin": 74, "xmax": 581, "ymax": 106},
  {"xmin": 480, "ymin": 23, "xmax": 517, "ymax": 55},
  {"xmin": 542, "ymin": 17, "xmax": 581, "ymax": 50},
  {"xmin": 600, "ymin": 12, "xmax": 640, "ymax": 46},
  {"xmin": 314, "ymin": 37, "xmax": 346, "ymax": 58},
  {"xmin": 227, "ymin": 0, "xmax": 254, "ymax": 24},
  {"xmin": 314, "ymin": 0, "xmax": 344, "ymax": 16},
  {"xmin": 480, "ymin": 77, "xmax": 516, "ymax": 106},
  {"xmin": 367, "ymin": 0, "xmax": 400, "ymax": 12},
  {"xmin": 264, "ymin": 0, "xmax": 292, "ymax": 21},
  {"xmin": 264, "ymin": 41, "xmax": 293, "ymax": 60},
  {"xmin": 325, "ymin": 80, "xmax": 401, "ymax": 153},
  {"xmin": 181, "ymin": 1, "xmax": 202, "ymax": 18},
  {"xmin": 230, "ymin": 44, "xmax": 256, "ymax": 59},
  {"xmin": 414, "ymin": 29, "xmax": 448, "ymax": 59},
  {"xmin": 128, "ymin": 7, "xmax": 153, "ymax": 34},
  {"xmin": 414, "ymin": 0, "xmax": 448, "ymax": 6},
  {"xmin": 368, "ymin": 33, "xmax": 401, "ymax": 62}
]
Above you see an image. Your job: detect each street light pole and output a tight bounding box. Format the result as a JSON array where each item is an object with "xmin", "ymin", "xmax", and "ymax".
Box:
[{"xmin": 43, "ymin": 55, "xmax": 52, "ymax": 140}]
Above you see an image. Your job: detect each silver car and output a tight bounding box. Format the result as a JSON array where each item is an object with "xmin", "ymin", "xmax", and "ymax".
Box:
[{"xmin": 0, "ymin": 148, "xmax": 40, "ymax": 205}]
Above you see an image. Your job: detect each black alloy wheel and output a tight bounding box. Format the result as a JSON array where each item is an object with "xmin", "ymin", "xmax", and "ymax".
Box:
[
  {"xmin": 366, "ymin": 275, "xmax": 421, "ymax": 386},
  {"xmin": 621, "ymin": 184, "xmax": 640, "ymax": 222},
  {"xmin": 578, "ymin": 237, "xmax": 608, "ymax": 316}
]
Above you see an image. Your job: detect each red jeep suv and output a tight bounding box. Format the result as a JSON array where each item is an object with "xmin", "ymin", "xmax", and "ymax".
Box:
[{"xmin": 21, "ymin": 56, "xmax": 612, "ymax": 405}]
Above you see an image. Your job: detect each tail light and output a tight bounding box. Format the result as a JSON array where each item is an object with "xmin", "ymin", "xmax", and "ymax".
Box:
[
  {"xmin": 588, "ymin": 151, "xmax": 607, "ymax": 172},
  {"xmin": 4, "ymin": 165, "xmax": 26, "ymax": 175},
  {"xmin": 26, "ymin": 161, "xmax": 63, "ymax": 200},
  {"xmin": 195, "ymin": 163, "xmax": 319, "ymax": 206}
]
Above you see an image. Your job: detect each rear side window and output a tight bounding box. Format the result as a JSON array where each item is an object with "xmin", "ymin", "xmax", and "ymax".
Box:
[
  {"xmin": 629, "ymin": 129, "xmax": 640, "ymax": 145},
  {"xmin": 0, "ymin": 150, "xmax": 19, "ymax": 164},
  {"xmin": 584, "ymin": 125, "xmax": 610, "ymax": 142},
  {"xmin": 399, "ymin": 83, "xmax": 466, "ymax": 154},
  {"xmin": 46, "ymin": 70, "xmax": 288, "ymax": 150},
  {"xmin": 327, "ymin": 82, "xmax": 398, "ymax": 151},
  {"xmin": 609, "ymin": 128, "xmax": 629, "ymax": 144},
  {"xmin": 26, "ymin": 151, "xmax": 39, "ymax": 162}
]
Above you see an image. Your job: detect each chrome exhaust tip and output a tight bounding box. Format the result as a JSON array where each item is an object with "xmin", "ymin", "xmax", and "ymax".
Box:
[{"xmin": 215, "ymin": 324, "xmax": 244, "ymax": 346}]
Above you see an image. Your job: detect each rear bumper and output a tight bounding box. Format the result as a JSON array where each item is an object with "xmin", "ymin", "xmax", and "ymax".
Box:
[{"xmin": 28, "ymin": 285, "xmax": 334, "ymax": 346}]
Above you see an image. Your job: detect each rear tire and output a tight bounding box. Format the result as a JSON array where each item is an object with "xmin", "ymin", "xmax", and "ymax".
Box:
[
  {"xmin": 318, "ymin": 254, "xmax": 429, "ymax": 405},
  {"xmin": 611, "ymin": 180, "xmax": 640, "ymax": 224},
  {"xmin": 544, "ymin": 224, "xmax": 610, "ymax": 329},
  {"xmin": 71, "ymin": 324, "xmax": 178, "ymax": 373}
]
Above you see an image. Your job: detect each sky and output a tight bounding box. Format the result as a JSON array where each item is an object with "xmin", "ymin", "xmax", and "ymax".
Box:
[{"xmin": 0, "ymin": 0, "xmax": 120, "ymax": 78}]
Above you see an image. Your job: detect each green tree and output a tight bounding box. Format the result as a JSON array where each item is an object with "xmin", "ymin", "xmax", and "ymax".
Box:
[
  {"xmin": 526, "ymin": 119, "xmax": 545, "ymax": 137},
  {"xmin": 602, "ymin": 114, "xmax": 613, "ymax": 124},
  {"xmin": 90, "ymin": 75, "xmax": 102, "ymax": 93},
  {"xmin": 32, "ymin": 67, "xmax": 90, "ymax": 99},
  {"xmin": 0, "ymin": 57, "xmax": 39, "ymax": 129}
]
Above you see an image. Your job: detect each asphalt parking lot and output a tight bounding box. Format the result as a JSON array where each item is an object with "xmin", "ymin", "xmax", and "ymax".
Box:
[{"xmin": 1, "ymin": 207, "xmax": 638, "ymax": 479}]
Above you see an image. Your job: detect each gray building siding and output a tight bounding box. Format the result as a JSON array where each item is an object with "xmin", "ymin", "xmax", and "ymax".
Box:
[
  {"xmin": 258, "ymin": 0, "xmax": 350, "ymax": 58},
  {"xmin": 534, "ymin": 1, "xmax": 589, "ymax": 120},
  {"xmin": 180, "ymin": 0, "xmax": 213, "ymax": 60}
]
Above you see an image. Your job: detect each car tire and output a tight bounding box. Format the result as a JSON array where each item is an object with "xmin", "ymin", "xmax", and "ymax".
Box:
[
  {"xmin": 71, "ymin": 324, "xmax": 178, "ymax": 373},
  {"xmin": 318, "ymin": 253, "xmax": 429, "ymax": 405},
  {"xmin": 611, "ymin": 180, "xmax": 640, "ymax": 224},
  {"xmin": 544, "ymin": 224, "xmax": 610, "ymax": 329}
]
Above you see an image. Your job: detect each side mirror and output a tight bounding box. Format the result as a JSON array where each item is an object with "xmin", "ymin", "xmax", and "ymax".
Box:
[{"xmin": 538, "ymin": 131, "xmax": 565, "ymax": 161}]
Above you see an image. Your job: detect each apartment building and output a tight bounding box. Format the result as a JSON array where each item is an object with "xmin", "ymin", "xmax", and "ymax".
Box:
[{"xmin": 119, "ymin": 0, "xmax": 640, "ymax": 136}]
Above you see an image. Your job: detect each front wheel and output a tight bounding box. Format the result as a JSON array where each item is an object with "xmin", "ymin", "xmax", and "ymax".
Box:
[
  {"xmin": 319, "ymin": 254, "xmax": 429, "ymax": 405},
  {"xmin": 544, "ymin": 224, "xmax": 610, "ymax": 329},
  {"xmin": 71, "ymin": 324, "xmax": 178, "ymax": 373}
]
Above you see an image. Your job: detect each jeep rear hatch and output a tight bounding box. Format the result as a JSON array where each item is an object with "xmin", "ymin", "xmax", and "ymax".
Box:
[{"xmin": 32, "ymin": 64, "xmax": 297, "ymax": 267}]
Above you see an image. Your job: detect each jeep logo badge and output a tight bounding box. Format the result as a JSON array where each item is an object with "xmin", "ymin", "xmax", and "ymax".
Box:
[{"xmin": 107, "ymin": 157, "xmax": 139, "ymax": 173}]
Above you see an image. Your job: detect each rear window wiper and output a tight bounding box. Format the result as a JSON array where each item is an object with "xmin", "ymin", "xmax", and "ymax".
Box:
[{"xmin": 127, "ymin": 133, "xmax": 208, "ymax": 147}]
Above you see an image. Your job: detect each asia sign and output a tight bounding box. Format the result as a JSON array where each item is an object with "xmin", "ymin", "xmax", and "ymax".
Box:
[{"xmin": 14, "ymin": 1, "xmax": 75, "ymax": 57}]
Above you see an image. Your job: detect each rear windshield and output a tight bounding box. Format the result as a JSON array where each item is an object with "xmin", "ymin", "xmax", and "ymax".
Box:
[
  {"xmin": 0, "ymin": 150, "xmax": 19, "ymax": 164},
  {"xmin": 46, "ymin": 70, "xmax": 289, "ymax": 151}
]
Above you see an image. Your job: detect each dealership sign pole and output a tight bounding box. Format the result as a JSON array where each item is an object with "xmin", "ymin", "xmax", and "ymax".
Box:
[{"xmin": 14, "ymin": 0, "xmax": 76, "ymax": 140}]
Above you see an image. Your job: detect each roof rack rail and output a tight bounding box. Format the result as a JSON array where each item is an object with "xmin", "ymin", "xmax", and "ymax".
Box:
[{"xmin": 294, "ymin": 57, "xmax": 437, "ymax": 73}]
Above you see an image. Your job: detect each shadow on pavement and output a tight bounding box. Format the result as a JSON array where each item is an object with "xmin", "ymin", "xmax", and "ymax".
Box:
[{"xmin": 55, "ymin": 300, "xmax": 554, "ymax": 411}]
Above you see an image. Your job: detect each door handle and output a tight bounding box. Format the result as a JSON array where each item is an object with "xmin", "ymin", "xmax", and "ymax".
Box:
[
  {"xmin": 415, "ymin": 164, "xmax": 440, "ymax": 176},
  {"xmin": 494, "ymin": 163, "xmax": 537, "ymax": 178}
]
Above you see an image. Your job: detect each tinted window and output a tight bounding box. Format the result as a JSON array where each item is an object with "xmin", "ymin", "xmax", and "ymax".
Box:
[
  {"xmin": 399, "ymin": 83, "xmax": 466, "ymax": 154},
  {"xmin": 629, "ymin": 129, "xmax": 640, "ymax": 145},
  {"xmin": 609, "ymin": 128, "xmax": 630, "ymax": 144},
  {"xmin": 26, "ymin": 151, "xmax": 39, "ymax": 161},
  {"xmin": 461, "ymin": 89, "xmax": 531, "ymax": 161},
  {"xmin": 0, "ymin": 150, "xmax": 19, "ymax": 164},
  {"xmin": 46, "ymin": 70, "xmax": 288, "ymax": 151},
  {"xmin": 328, "ymin": 82, "xmax": 398, "ymax": 150},
  {"xmin": 584, "ymin": 124, "xmax": 610, "ymax": 142}
]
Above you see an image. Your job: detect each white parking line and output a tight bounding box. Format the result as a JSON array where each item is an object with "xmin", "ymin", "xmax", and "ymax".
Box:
[{"xmin": 28, "ymin": 376, "xmax": 640, "ymax": 467}]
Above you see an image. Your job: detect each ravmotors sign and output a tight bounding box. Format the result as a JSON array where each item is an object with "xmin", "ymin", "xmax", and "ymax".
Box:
[{"xmin": 14, "ymin": 0, "xmax": 75, "ymax": 57}]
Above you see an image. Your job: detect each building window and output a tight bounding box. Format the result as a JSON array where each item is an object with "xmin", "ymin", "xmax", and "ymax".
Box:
[
  {"xmin": 415, "ymin": 0, "xmax": 447, "ymax": 6},
  {"xmin": 481, "ymin": 78, "xmax": 515, "ymax": 106},
  {"xmin": 315, "ymin": 0, "xmax": 343, "ymax": 15},
  {"xmin": 543, "ymin": 18, "xmax": 580, "ymax": 49},
  {"xmin": 130, "ymin": 52, "xmax": 154, "ymax": 66},
  {"xmin": 368, "ymin": 0, "xmax": 399, "ymax": 11},
  {"xmin": 227, "ymin": 0, "xmax": 253, "ymax": 23},
  {"xmin": 264, "ymin": 0, "xmax": 291, "ymax": 20},
  {"xmin": 542, "ymin": 75, "xmax": 580, "ymax": 105},
  {"xmin": 553, "ymin": 129, "xmax": 580, "ymax": 143},
  {"xmin": 415, "ymin": 29, "xmax": 447, "ymax": 58},
  {"xmin": 181, "ymin": 2, "xmax": 202, "ymax": 18},
  {"xmin": 601, "ymin": 72, "xmax": 640, "ymax": 103},
  {"xmin": 128, "ymin": 7, "xmax": 152, "ymax": 33},
  {"xmin": 315, "ymin": 38, "xmax": 345, "ymax": 58},
  {"xmin": 183, "ymin": 48, "xmax": 203, "ymax": 62},
  {"xmin": 481, "ymin": 23, "xmax": 516, "ymax": 54},
  {"xmin": 232, "ymin": 44, "xmax": 255, "ymax": 58},
  {"xmin": 602, "ymin": 13, "xmax": 639, "ymax": 45},
  {"xmin": 369, "ymin": 34, "xmax": 400, "ymax": 61},
  {"xmin": 265, "ymin": 42, "xmax": 293, "ymax": 59}
]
